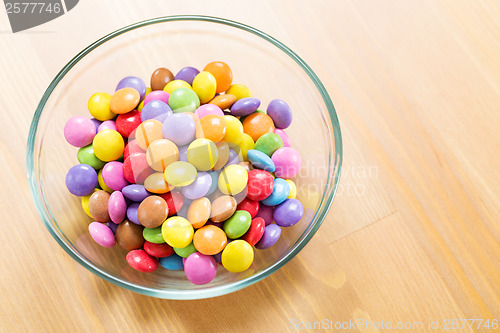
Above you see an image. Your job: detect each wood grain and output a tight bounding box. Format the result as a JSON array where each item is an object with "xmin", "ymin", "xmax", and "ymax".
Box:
[{"xmin": 0, "ymin": 0, "xmax": 499, "ymax": 332}]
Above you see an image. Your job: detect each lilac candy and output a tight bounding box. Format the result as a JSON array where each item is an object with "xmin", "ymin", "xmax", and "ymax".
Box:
[
  {"xmin": 64, "ymin": 116, "xmax": 96, "ymax": 147},
  {"xmin": 162, "ymin": 113, "xmax": 196, "ymax": 146},
  {"xmin": 122, "ymin": 184, "xmax": 149, "ymax": 202},
  {"xmin": 273, "ymin": 199, "xmax": 304, "ymax": 227},
  {"xmin": 65, "ymin": 164, "xmax": 98, "ymax": 196},
  {"xmin": 88, "ymin": 222, "xmax": 116, "ymax": 248},
  {"xmin": 115, "ymin": 76, "xmax": 147, "ymax": 100},
  {"xmin": 181, "ymin": 172, "xmax": 212, "ymax": 200},
  {"xmin": 224, "ymin": 149, "xmax": 240, "ymax": 167},
  {"xmin": 267, "ymin": 99, "xmax": 292, "ymax": 129},
  {"xmin": 108, "ymin": 191, "xmax": 127, "ymax": 224},
  {"xmin": 195, "ymin": 104, "xmax": 224, "ymax": 118},
  {"xmin": 178, "ymin": 145, "xmax": 189, "ymax": 162},
  {"xmin": 175, "ymin": 67, "xmax": 200, "ymax": 85},
  {"xmin": 106, "ymin": 222, "xmax": 118, "ymax": 234},
  {"xmin": 230, "ymin": 97, "xmax": 260, "ymax": 116},
  {"xmin": 140, "ymin": 100, "xmax": 172, "ymax": 122},
  {"xmin": 255, "ymin": 224, "xmax": 281, "ymax": 249},
  {"xmin": 102, "ymin": 161, "xmax": 129, "ymax": 191},
  {"xmin": 154, "ymin": 112, "xmax": 170, "ymax": 123},
  {"xmin": 184, "ymin": 252, "xmax": 218, "ymax": 285},
  {"xmin": 126, "ymin": 202, "xmax": 140, "ymax": 225},
  {"xmin": 274, "ymin": 129, "xmax": 291, "ymax": 147},
  {"xmin": 143, "ymin": 90, "xmax": 169, "ymax": 106},
  {"xmin": 90, "ymin": 118, "xmax": 102, "ymax": 132},
  {"xmin": 98, "ymin": 120, "xmax": 117, "ymax": 132},
  {"xmin": 255, "ymin": 204, "xmax": 274, "ymax": 226}
]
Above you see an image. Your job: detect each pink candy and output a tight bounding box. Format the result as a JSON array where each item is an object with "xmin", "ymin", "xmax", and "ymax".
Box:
[
  {"xmin": 271, "ymin": 147, "xmax": 301, "ymax": 179},
  {"xmin": 88, "ymin": 222, "xmax": 116, "ymax": 247},
  {"xmin": 108, "ymin": 191, "xmax": 127, "ymax": 224},
  {"xmin": 194, "ymin": 104, "xmax": 224, "ymax": 118},
  {"xmin": 102, "ymin": 161, "xmax": 129, "ymax": 191},
  {"xmin": 184, "ymin": 252, "xmax": 218, "ymax": 285},
  {"xmin": 64, "ymin": 116, "xmax": 96, "ymax": 147}
]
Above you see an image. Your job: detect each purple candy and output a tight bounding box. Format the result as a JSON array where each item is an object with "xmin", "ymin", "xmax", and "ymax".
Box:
[
  {"xmin": 90, "ymin": 118, "xmax": 102, "ymax": 132},
  {"xmin": 154, "ymin": 112, "xmax": 170, "ymax": 123},
  {"xmin": 224, "ymin": 149, "xmax": 240, "ymax": 167},
  {"xmin": 162, "ymin": 113, "xmax": 196, "ymax": 146},
  {"xmin": 108, "ymin": 191, "xmax": 127, "ymax": 224},
  {"xmin": 174, "ymin": 67, "xmax": 200, "ymax": 85},
  {"xmin": 140, "ymin": 100, "xmax": 172, "ymax": 121},
  {"xmin": 106, "ymin": 222, "xmax": 119, "ymax": 234},
  {"xmin": 255, "ymin": 224, "xmax": 281, "ymax": 249},
  {"xmin": 181, "ymin": 172, "xmax": 212, "ymax": 200},
  {"xmin": 126, "ymin": 202, "xmax": 141, "ymax": 225},
  {"xmin": 65, "ymin": 164, "xmax": 98, "ymax": 196},
  {"xmin": 88, "ymin": 222, "xmax": 116, "ymax": 248},
  {"xmin": 101, "ymin": 161, "xmax": 129, "ymax": 191},
  {"xmin": 64, "ymin": 116, "xmax": 96, "ymax": 147},
  {"xmin": 98, "ymin": 120, "xmax": 117, "ymax": 132},
  {"xmin": 195, "ymin": 104, "xmax": 224, "ymax": 118},
  {"xmin": 122, "ymin": 184, "xmax": 150, "ymax": 202},
  {"xmin": 115, "ymin": 76, "xmax": 147, "ymax": 100},
  {"xmin": 267, "ymin": 99, "xmax": 292, "ymax": 129},
  {"xmin": 255, "ymin": 204, "xmax": 275, "ymax": 226},
  {"xmin": 274, "ymin": 129, "xmax": 291, "ymax": 147},
  {"xmin": 230, "ymin": 97, "xmax": 260, "ymax": 116},
  {"xmin": 143, "ymin": 90, "xmax": 169, "ymax": 105},
  {"xmin": 178, "ymin": 145, "xmax": 189, "ymax": 162},
  {"xmin": 273, "ymin": 199, "xmax": 304, "ymax": 227}
]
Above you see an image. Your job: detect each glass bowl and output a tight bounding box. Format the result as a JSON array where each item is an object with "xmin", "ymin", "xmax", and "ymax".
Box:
[{"xmin": 26, "ymin": 15, "xmax": 342, "ymax": 299}]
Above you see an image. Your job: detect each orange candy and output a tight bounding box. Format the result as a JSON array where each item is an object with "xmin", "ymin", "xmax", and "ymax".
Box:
[
  {"xmin": 204, "ymin": 61, "xmax": 233, "ymax": 93},
  {"xmin": 242, "ymin": 113, "xmax": 275, "ymax": 142},
  {"xmin": 208, "ymin": 94, "xmax": 237, "ymax": 110},
  {"xmin": 193, "ymin": 225, "xmax": 227, "ymax": 255},
  {"xmin": 110, "ymin": 87, "xmax": 140, "ymax": 114},
  {"xmin": 196, "ymin": 115, "xmax": 226, "ymax": 143},
  {"xmin": 134, "ymin": 119, "xmax": 163, "ymax": 150}
]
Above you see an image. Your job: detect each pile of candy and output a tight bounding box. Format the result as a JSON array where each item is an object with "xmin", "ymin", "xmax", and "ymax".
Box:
[{"xmin": 64, "ymin": 62, "xmax": 304, "ymax": 285}]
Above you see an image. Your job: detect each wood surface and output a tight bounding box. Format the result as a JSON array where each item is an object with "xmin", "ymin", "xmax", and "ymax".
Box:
[{"xmin": 0, "ymin": 0, "xmax": 499, "ymax": 332}]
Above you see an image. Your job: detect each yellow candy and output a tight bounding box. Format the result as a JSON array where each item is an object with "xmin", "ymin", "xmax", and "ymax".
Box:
[
  {"xmin": 145, "ymin": 87, "xmax": 152, "ymax": 96},
  {"xmin": 221, "ymin": 240, "xmax": 254, "ymax": 273},
  {"xmin": 164, "ymin": 161, "xmax": 197, "ymax": 187},
  {"xmin": 162, "ymin": 216, "xmax": 194, "ymax": 248},
  {"xmin": 138, "ymin": 87, "xmax": 152, "ymax": 112},
  {"xmin": 187, "ymin": 138, "xmax": 219, "ymax": 171},
  {"xmin": 81, "ymin": 189, "xmax": 98, "ymax": 217},
  {"xmin": 222, "ymin": 115, "xmax": 243, "ymax": 145},
  {"xmin": 93, "ymin": 129, "xmax": 124, "ymax": 162},
  {"xmin": 238, "ymin": 133, "xmax": 255, "ymax": 161},
  {"xmin": 163, "ymin": 80, "xmax": 192, "ymax": 94},
  {"xmin": 192, "ymin": 71, "xmax": 217, "ymax": 104},
  {"xmin": 286, "ymin": 179, "xmax": 297, "ymax": 199},
  {"xmin": 98, "ymin": 170, "xmax": 113, "ymax": 193},
  {"xmin": 88, "ymin": 93, "xmax": 114, "ymax": 121},
  {"xmin": 225, "ymin": 84, "xmax": 252, "ymax": 100},
  {"xmin": 137, "ymin": 99, "xmax": 145, "ymax": 112},
  {"xmin": 218, "ymin": 164, "xmax": 248, "ymax": 195}
]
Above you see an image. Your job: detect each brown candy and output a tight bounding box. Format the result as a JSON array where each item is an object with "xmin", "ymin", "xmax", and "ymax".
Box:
[
  {"xmin": 115, "ymin": 220, "xmax": 144, "ymax": 251},
  {"xmin": 210, "ymin": 195, "xmax": 237, "ymax": 223},
  {"xmin": 208, "ymin": 94, "xmax": 237, "ymax": 110},
  {"xmin": 150, "ymin": 67, "xmax": 174, "ymax": 91},
  {"xmin": 137, "ymin": 195, "xmax": 168, "ymax": 228},
  {"xmin": 88, "ymin": 190, "xmax": 110, "ymax": 222},
  {"xmin": 110, "ymin": 87, "xmax": 140, "ymax": 114}
]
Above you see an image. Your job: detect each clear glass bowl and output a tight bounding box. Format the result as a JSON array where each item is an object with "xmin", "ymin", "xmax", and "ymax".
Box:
[{"xmin": 26, "ymin": 15, "xmax": 342, "ymax": 299}]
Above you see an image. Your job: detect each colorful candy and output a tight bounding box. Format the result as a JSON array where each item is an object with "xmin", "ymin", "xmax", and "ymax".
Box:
[{"xmin": 65, "ymin": 62, "xmax": 306, "ymax": 284}]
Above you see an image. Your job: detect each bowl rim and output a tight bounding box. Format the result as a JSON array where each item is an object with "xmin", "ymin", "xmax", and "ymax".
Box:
[{"xmin": 26, "ymin": 15, "xmax": 343, "ymax": 299}]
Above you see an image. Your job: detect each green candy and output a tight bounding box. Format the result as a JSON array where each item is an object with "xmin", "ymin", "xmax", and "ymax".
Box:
[
  {"xmin": 143, "ymin": 226, "xmax": 165, "ymax": 244},
  {"xmin": 223, "ymin": 210, "xmax": 252, "ymax": 239},
  {"xmin": 174, "ymin": 242, "xmax": 197, "ymax": 258},
  {"xmin": 254, "ymin": 133, "xmax": 284, "ymax": 157},
  {"xmin": 77, "ymin": 144, "xmax": 105, "ymax": 169},
  {"xmin": 168, "ymin": 87, "xmax": 200, "ymax": 113}
]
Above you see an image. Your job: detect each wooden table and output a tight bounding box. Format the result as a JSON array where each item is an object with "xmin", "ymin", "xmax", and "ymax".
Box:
[{"xmin": 1, "ymin": 0, "xmax": 499, "ymax": 331}]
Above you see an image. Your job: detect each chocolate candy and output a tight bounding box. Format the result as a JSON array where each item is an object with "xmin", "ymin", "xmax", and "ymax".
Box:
[{"xmin": 115, "ymin": 220, "xmax": 145, "ymax": 251}]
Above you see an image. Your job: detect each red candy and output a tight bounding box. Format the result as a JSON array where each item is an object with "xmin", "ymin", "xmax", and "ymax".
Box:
[
  {"xmin": 116, "ymin": 110, "xmax": 142, "ymax": 138},
  {"xmin": 241, "ymin": 217, "xmax": 265, "ymax": 246},
  {"xmin": 126, "ymin": 249, "xmax": 159, "ymax": 273},
  {"xmin": 123, "ymin": 140, "xmax": 144, "ymax": 160},
  {"xmin": 122, "ymin": 152, "xmax": 153, "ymax": 184},
  {"xmin": 159, "ymin": 190, "xmax": 185, "ymax": 215},
  {"xmin": 237, "ymin": 197, "xmax": 259, "ymax": 218},
  {"xmin": 143, "ymin": 241, "xmax": 175, "ymax": 258},
  {"xmin": 247, "ymin": 169, "xmax": 274, "ymax": 201}
]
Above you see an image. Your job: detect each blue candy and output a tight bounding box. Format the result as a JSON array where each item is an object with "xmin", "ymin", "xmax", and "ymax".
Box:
[
  {"xmin": 159, "ymin": 254, "xmax": 184, "ymax": 270},
  {"xmin": 261, "ymin": 178, "xmax": 290, "ymax": 206},
  {"xmin": 247, "ymin": 149, "xmax": 275, "ymax": 172}
]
